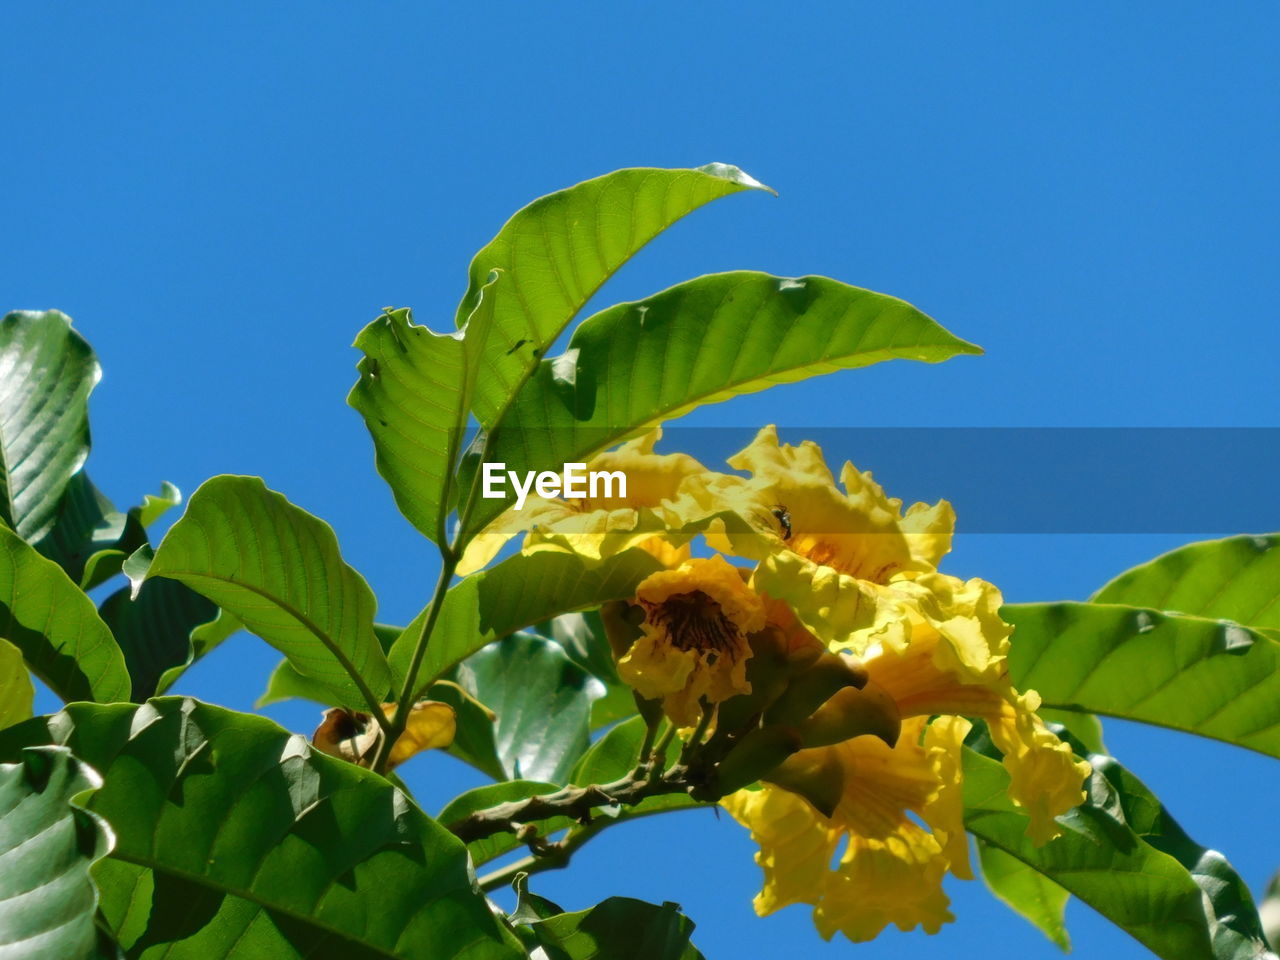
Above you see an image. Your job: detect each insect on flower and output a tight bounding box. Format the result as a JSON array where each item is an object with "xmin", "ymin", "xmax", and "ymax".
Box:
[{"xmin": 771, "ymin": 504, "xmax": 793, "ymax": 541}]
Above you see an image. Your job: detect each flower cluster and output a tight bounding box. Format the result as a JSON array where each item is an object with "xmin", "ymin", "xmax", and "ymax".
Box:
[{"xmin": 468, "ymin": 425, "xmax": 1091, "ymax": 942}]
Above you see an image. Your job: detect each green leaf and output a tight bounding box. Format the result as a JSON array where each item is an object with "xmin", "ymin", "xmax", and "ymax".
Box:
[
  {"xmin": 147, "ymin": 476, "xmax": 391, "ymax": 709},
  {"xmin": 0, "ymin": 637, "xmax": 33, "ymax": 730},
  {"xmin": 457, "ymin": 164, "xmax": 772, "ymax": 430},
  {"xmin": 526, "ymin": 897, "xmax": 705, "ymax": 960},
  {"xmin": 153, "ymin": 608, "xmax": 241, "ymax": 695},
  {"xmin": 1005, "ymin": 602, "xmax": 1280, "ymax": 757},
  {"xmin": 465, "ymin": 271, "xmax": 980, "ymax": 534},
  {"xmin": 457, "ymin": 632, "xmax": 602, "ymax": 783},
  {"xmin": 963, "ymin": 738, "xmax": 1272, "ymax": 960},
  {"xmin": 136, "ymin": 481, "xmax": 181, "ymax": 528},
  {"xmin": 0, "ymin": 310, "xmax": 100, "ymax": 543},
  {"xmin": 547, "ymin": 612, "xmax": 636, "ymax": 729},
  {"xmin": 438, "ymin": 780, "xmax": 568, "ymax": 868},
  {"xmin": 34, "ymin": 471, "xmax": 147, "ymax": 591},
  {"xmin": 388, "ymin": 547, "xmax": 664, "ymax": 698},
  {"xmin": 0, "ymin": 524, "xmax": 129, "ymax": 703},
  {"xmin": 97, "ymin": 578, "xmax": 218, "ymax": 701},
  {"xmin": 1094, "ymin": 533, "xmax": 1280, "ymax": 629},
  {"xmin": 569, "ymin": 716, "xmax": 700, "ymax": 821},
  {"xmin": 348, "ymin": 282, "xmax": 495, "ymax": 545},
  {"xmin": 1036, "ymin": 708, "xmax": 1108, "ymax": 756},
  {"xmin": 0, "ymin": 746, "xmax": 116, "ymax": 960},
  {"xmin": 256, "ymin": 655, "xmax": 508, "ymax": 778},
  {"xmin": 976, "ymin": 838, "xmax": 1070, "ymax": 951},
  {"xmin": 0, "ymin": 699, "xmax": 522, "ymax": 960}
]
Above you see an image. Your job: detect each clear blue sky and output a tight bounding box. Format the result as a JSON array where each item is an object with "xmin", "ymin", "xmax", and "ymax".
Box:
[{"xmin": 4, "ymin": 4, "xmax": 1279, "ymax": 957}]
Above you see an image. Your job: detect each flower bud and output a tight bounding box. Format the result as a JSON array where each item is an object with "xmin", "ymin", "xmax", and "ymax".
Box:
[
  {"xmin": 796, "ymin": 679, "xmax": 900, "ymax": 749},
  {"xmin": 763, "ymin": 746, "xmax": 846, "ymax": 818},
  {"xmin": 762, "ymin": 650, "xmax": 868, "ymax": 727},
  {"xmin": 708, "ymin": 724, "xmax": 803, "ymax": 796}
]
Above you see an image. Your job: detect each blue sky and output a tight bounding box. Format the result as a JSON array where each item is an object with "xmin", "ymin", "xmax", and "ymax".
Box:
[{"xmin": 4, "ymin": 3, "xmax": 1279, "ymax": 957}]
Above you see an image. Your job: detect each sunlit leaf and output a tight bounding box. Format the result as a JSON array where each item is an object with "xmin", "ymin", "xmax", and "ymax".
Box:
[
  {"xmin": 976, "ymin": 838, "xmax": 1070, "ymax": 951},
  {"xmin": 1005, "ymin": 602, "xmax": 1280, "ymax": 757},
  {"xmin": 457, "ymin": 164, "xmax": 772, "ymax": 430},
  {"xmin": 388, "ymin": 548, "xmax": 664, "ymax": 698},
  {"xmin": 147, "ymin": 476, "xmax": 391, "ymax": 709},
  {"xmin": 464, "ymin": 271, "xmax": 980, "ymax": 534},
  {"xmin": 0, "ymin": 699, "xmax": 522, "ymax": 959},
  {"xmin": 964, "ymin": 729, "xmax": 1271, "ymax": 960},
  {"xmin": 348, "ymin": 279, "xmax": 495, "ymax": 545},
  {"xmin": 0, "ymin": 746, "xmax": 116, "ymax": 960},
  {"xmin": 0, "ymin": 637, "xmax": 33, "ymax": 730},
  {"xmin": 0, "ymin": 525, "xmax": 128, "ymax": 703},
  {"xmin": 1094, "ymin": 533, "xmax": 1280, "ymax": 629},
  {"xmin": 0, "ymin": 310, "xmax": 100, "ymax": 543}
]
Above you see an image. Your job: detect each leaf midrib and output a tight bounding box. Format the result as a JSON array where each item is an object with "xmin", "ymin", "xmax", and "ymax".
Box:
[
  {"xmin": 106, "ymin": 850, "xmax": 409, "ymax": 960},
  {"xmin": 964, "ymin": 817, "xmax": 1211, "ymax": 960},
  {"xmin": 159, "ymin": 571, "xmax": 383, "ymax": 703}
]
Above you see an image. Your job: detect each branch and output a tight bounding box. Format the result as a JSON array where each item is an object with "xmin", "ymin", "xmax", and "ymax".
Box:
[{"xmin": 447, "ymin": 766, "xmax": 694, "ymax": 844}]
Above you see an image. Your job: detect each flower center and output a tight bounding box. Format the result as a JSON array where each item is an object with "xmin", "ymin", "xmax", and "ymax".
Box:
[{"xmin": 644, "ymin": 590, "xmax": 741, "ymax": 654}]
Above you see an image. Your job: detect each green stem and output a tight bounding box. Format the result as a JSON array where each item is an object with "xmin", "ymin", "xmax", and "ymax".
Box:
[
  {"xmin": 477, "ymin": 818, "xmax": 608, "ymax": 893},
  {"xmin": 373, "ymin": 549, "xmax": 459, "ymax": 774}
]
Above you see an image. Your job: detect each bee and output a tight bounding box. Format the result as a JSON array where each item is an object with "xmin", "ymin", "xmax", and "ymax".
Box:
[{"xmin": 770, "ymin": 504, "xmax": 793, "ymax": 541}]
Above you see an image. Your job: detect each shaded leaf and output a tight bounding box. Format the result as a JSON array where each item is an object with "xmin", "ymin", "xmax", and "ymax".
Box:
[
  {"xmin": 456, "ymin": 632, "xmax": 602, "ymax": 783},
  {"xmin": 1005, "ymin": 602, "xmax": 1280, "ymax": 757},
  {"xmin": 1094, "ymin": 533, "xmax": 1280, "ymax": 629},
  {"xmin": 548, "ymin": 611, "xmax": 635, "ymax": 729},
  {"xmin": 0, "ymin": 524, "xmax": 129, "ymax": 703},
  {"xmin": 0, "ymin": 637, "xmax": 33, "ymax": 730},
  {"xmin": 466, "ymin": 271, "xmax": 979, "ymax": 534},
  {"xmin": 0, "ymin": 746, "xmax": 115, "ymax": 960},
  {"xmin": 153, "ymin": 608, "xmax": 241, "ymax": 695},
  {"xmin": 147, "ymin": 476, "xmax": 391, "ymax": 709},
  {"xmin": 98, "ymin": 578, "xmax": 218, "ymax": 701},
  {"xmin": 34, "ymin": 471, "xmax": 146, "ymax": 591},
  {"xmin": 526, "ymin": 897, "xmax": 704, "ymax": 960},
  {"xmin": 457, "ymin": 164, "xmax": 772, "ymax": 429},
  {"xmin": 0, "ymin": 310, "xmax": 100, "ymax": 543},
  {"xmin": 964, "ymin": 732, "xmax": 1273, "ymax": 960},
  {"xmin": 388, "ymin": 548, "xmax": 664, "ymax": 699},
  {"xmin": 0, "ymin": 699, "xmax": 522, "ymax": 959},
  {"xmin": 976, "ymin": 838, "xmax": 1070, "ymax": 951}
]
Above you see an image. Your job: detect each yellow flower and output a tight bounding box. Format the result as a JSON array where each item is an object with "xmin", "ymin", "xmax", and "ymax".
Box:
[
  {"xmin": 702, "ymin": 430, "xmax": 1090, "ymax": 942},
  {"xmin": 862, "ymin": 576, "xmax": 1091, "ymax": 845},
  {"xmin": 723, "ymin": 714, "xmax": 971, "ymax": 942},
  {"xmin": 702, "ymin": 426, "xmax": 954, "ymax": 649},
  {"xmin": 458, "ymin": 428, "xmax": 712, "ymax": 575},
  {"xmin": 616, "ymin": 555, "xmax": 767, "ymax": 725}
]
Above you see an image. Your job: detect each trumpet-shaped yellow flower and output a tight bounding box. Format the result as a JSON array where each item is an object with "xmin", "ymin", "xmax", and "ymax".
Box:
[
  {"xmin": 862, "ymin": 578, "xmax": 1091, "ymax": 844},
  {"xmin": 458, "ymin": 428, "xmax": 711, "ymax": 575},
  {"xmin": 617, "ymin": 555, "xmax": 766, "ymax": 725},
  {"xmin": 723, "ymin": 715, "xmax": 971, "ymax": 942},
  {"xmin": 701, "ymin": 426, "xmax": 954, "ymax": 649},
  {"xmin": 701, "ymin": 429, "xmax": 1089, "ymax": 942}
]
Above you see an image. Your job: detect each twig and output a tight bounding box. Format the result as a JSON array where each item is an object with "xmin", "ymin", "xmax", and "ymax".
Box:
[{"xmin": 448, "ymin": 770, "xmax": 694, "ymax": 844}]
